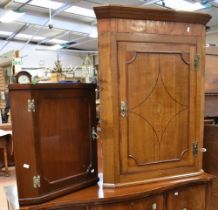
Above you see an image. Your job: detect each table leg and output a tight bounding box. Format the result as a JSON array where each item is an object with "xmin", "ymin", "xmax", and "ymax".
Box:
[{"xmin": 3, "ymin": 147, "xmax": 9, "ymax": 176}]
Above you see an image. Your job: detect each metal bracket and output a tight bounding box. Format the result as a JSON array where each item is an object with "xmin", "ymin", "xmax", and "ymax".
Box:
[
  {"xmin": 120, "ymin": 101, "xmax": 127, "ymax": 117},
  {"xmin": 194, "ymin": 54, "xmax": 200, "ymax": 70},
  {"xmin": 152, "ymin": 203, "xmax": 157, "ymax": 210},
  {"xmin": 92, "ymin": 127, "xmax": 98, "ymax": 140},
  {"xmin": 86, "ymin": 164, "xmax": 95, "ymax": 173},
  {"xmin": 28, "ymin": 99, "xmax": 35, "ymax": 112},
  {"xmin": 193, "ymin": 142, "xmax": 198, "ymax": 157},
  {"xmin": 33, "ymin": 175, "xmax": 40, "ymax": 188}
]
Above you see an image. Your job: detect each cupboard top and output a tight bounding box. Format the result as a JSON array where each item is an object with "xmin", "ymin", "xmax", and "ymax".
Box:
[
  {"xmin": 8, "ymin": 83, "xmax": 96, "ymax": 91},
  {"xmin": 94, "ymin": 5, "xmax": 211, "ymax": 25}
]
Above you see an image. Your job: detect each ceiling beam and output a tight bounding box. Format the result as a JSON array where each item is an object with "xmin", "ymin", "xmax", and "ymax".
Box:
[
  {"xmin": 38, "ymin": 31, "xmax": 70, "ymax": 44},
  {"xmin": 0, "ymin": 23, "xmax": 29, "ymax": 51},
  {"xmin": 17, "ymin": 2, "xmax": 96, "ymax": 51},
  {"xmin": 0, "ymin": 0, "xmax": 13, "ymax": 8},
  {"xmin": 17, "ymin": 0, "xmax": 33, "ymax": 10},
  {"xmin": 69, "ymin": 37, "xmax": 97, "ymax": 48}
]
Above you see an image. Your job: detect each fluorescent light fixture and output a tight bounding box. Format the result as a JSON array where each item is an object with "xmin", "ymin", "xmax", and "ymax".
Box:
[
  {"xmin": 65, "ymin": 6, "xmax": 95, "ymax": 18},
  {"xmin": 157, "ymin": 0, "xmax": 205, "ymax": 11},
  {"xmin": 0, "ymin": 10, "xmax": 25, "ymax": 23},
  {"xmin": 48, "ymin": 39, "xmax": 68, "ymax": 44},
  {"xmin": 15, "ymin": 34, "xmax": 44, "ymax": 41},
  {"xmin": 15, "ymin": 0, "xmax": 63, "ymax": 10},
  {"xmin": 49, "ymin": 45, "xmax": 63, "ymax": 50},
  {"xmin": 0, "ymin": 31, "xmax": 13, "ymax": 36}
]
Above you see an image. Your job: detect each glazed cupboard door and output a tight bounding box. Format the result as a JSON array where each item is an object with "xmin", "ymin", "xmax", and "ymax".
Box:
[
  {"xmin": 34, "ymin": 88, "xmax": 97, "ymax": 195},
  {"xmin": 118, "ymin": 34, "xmax": 201, "ymax": 182}
]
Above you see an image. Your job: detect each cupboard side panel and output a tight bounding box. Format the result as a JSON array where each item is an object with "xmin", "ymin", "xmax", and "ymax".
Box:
[
  {"xmin": 196, "ymin": 28, "xmax": 207, "ymax": 172},
  {"xmin": 98, "ymin": 32, "xmax": 120, "ymax": 184},
  {"xmin": 10, "ymin": 90, "xmax": 39, "ymax": 198}
]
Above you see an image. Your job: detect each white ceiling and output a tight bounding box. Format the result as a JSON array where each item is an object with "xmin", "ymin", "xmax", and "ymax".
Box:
[{"xmin": 0, "ymin": 0, "xmax": 218, "ymax": 52}]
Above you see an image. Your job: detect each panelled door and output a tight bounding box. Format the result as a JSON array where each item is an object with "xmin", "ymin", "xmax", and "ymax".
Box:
[
  {"xmin": 34, "ymin": 88, "xmax": 97, "ymax": 193},
  {"xmin": 118, "ymin": 34, "xmax": 201, "ymax": 182}
]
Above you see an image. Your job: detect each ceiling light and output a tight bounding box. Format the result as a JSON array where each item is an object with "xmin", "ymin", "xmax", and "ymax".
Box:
[
  {"xmin": 65, "ymin": 6, "xmax": 95, "ymax": 18},
  {"xmin": 0, "ymin": 31, "xmax": 13, "ymax": 36},
  {"xmin": 0, "ymin": 10, "xmax": 25, "ymax": 23},
  {"xmin": 48, "ymin": 39, "xmax": 68, "ymax": 44},
  {"xmin": 157, "ymin": 0, "xmax": 205, "ymax": 11},
  {"xmin": 15, "ymin": 34, "xmax": 44, "ymax": 41},
  {"xmin": 49, "ymin": 45, "xmax": 63, "ymax": 50},
  {"xmin": 15, "ymin": 0, "xmax": 63, "ymax": 10}
]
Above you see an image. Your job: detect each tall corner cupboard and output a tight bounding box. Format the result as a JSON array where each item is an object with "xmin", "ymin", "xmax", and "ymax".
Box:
[
  {"xmin": 9, "ymin": 83, "xmax": 98, "ymax": 205},
  {"xmin": 94, "ymin": 4, "xmax": 212, "ymax": 187}
]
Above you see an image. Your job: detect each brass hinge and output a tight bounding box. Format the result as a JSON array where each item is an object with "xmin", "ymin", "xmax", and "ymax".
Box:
[
  {"xmin": 33, "ymin": 175, "xmax": 40, "ymax": 188},
  {"xmin": 152, "ymin": 203, "xmax": 157, "ymax": 210},
  {"xmin": 28, "ymin": 99, "xmax": 35, "ymax": 112},
  {"xmin": 120, "ymin": 101, "xmax": 127, "ymax": 117},
  {"xmin": 193, "ymin": 142, "xmax": 198, "ymax": 157},
  {"xmin": 86, "ymin": 164, "xmax": 95, "ymax": 174},
  {"xmin": 92, "ymin": 127, "xmax": 98, "ymax": 140},
  {"xmin": 194, "ymin": 54, "xmax": 200, "ymax": 70}
]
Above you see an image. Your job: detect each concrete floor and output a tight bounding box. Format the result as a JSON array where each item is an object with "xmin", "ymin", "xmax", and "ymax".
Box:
[{"xmin": 0, "ymin": 167, "xmax": 16, "ymax": 210}]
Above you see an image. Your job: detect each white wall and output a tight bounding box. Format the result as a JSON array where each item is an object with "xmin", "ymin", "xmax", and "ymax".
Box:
[
  {"xmin": 206, "ymin": 33, "xmax": 218, "ymax": 46},
  {"xmin": 0, "ymin": 40, "xmax": 83, "ymax": 69},
  {"xmin": 0, "ymin": 40, "xmax": 91, "ymax": 78}
]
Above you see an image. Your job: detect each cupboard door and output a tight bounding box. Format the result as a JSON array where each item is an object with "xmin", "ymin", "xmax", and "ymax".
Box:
[
  {"xmin": 90, "ymin": 202, "xmax": 132, "ymax": 210},
  {"xmin": 118, "ymin": 35, "xmax": 200, "ymax": 182},
  {"xmin": 35, "ymin": 88, "xmax": 97, "ymax": 194},
  {"xmin": 166, "ymin": 185, "xmax": 206, "ymax": 210},
  {"xmin": 133, "ymin": 195, "xmax": 164, "ymax": 210}
]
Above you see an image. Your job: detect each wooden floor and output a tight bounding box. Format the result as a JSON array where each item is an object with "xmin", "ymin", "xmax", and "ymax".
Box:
[{"xmin": 0, "ymin": 167, "xmax": 16, "ymax": 210}]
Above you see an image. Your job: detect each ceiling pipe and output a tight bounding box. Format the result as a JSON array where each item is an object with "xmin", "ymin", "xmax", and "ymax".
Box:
[
  {"xmin": 35, "ymin": 47, "xmax": 98, "ymax": 54},
  {"xmin": 0, "ymin": 23, "xmax": 30, "ymax": 51},
  {"xmin": 17, "ymin": 0, "xmax": 33, "ymax": 10},
  {"xmin": 68, "ymin": 37, "xmax": 97, "ymax": 48},
  {"xmin": 0, "ymin": 0, "xmax": 13, "ymax": 8}
]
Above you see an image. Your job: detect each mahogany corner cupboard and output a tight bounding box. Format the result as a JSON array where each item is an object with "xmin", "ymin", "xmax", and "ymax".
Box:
[
  {"xmin": 9, "ymin": 83, "xmax": 98, "ymax": 205},
  {"xmin": 94, "ymin": 5, "xmax": 212, "ymax": 187}
]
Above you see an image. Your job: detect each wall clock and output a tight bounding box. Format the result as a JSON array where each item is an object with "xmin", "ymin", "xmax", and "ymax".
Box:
[{"xmin": 15, "ymin": 71, "xmax": 32, "ymax": 84}]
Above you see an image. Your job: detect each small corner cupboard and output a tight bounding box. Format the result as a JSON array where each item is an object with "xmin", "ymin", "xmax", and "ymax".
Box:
[{"xmin": 9, "ymin": 83, "xmax": 98, "ymax": 205}]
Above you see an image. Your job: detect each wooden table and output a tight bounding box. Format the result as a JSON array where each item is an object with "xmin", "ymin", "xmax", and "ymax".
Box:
[
  {"xmin": 0, "ymin": 134, "xmax": 11, "ymax": 176},
  {"xmin": 0, "ymin": 123, "xmax": 12, "ymax": 131},
  {"xmin": 0, "ymin": 123, "xmax": 14, "ymax": 168}
]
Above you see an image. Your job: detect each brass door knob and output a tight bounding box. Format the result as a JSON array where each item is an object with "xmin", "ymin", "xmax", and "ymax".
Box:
[
  {"xmin": 174, "ymin": 191, "xmax": 179, "ymax": 196},
  {"xmin": 200, "ymin": 148, "xmax": 207, "ymax": 153}
]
